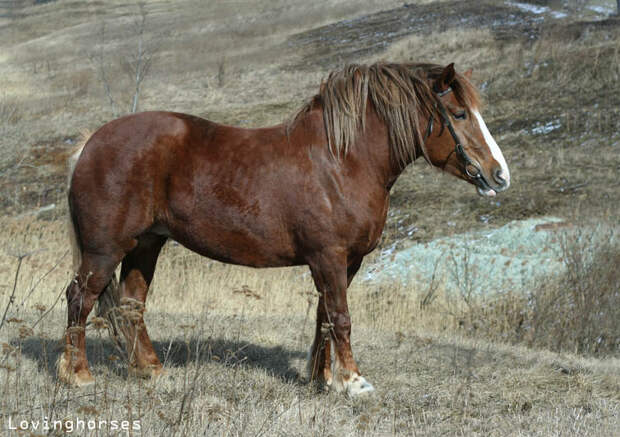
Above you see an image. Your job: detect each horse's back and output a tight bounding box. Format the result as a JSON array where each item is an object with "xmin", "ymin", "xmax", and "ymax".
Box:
[{"xmin": 69, "ymin": 111, "xmax": 307, "ymax": 265}]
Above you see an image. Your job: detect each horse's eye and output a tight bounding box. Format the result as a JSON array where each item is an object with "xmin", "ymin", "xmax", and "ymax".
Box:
[{"xmin": 454, "ymin": 111, "xmax": 467, "ymax": 120}]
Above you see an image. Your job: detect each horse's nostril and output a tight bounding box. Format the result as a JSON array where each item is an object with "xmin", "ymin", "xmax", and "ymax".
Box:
[
  {"xmin": 493, "ymin": 168, "xmax": 507, "ymax": 186},
  {"xmin": 466, "ymin": 163, "xmax": 480, "ymax": 178}
]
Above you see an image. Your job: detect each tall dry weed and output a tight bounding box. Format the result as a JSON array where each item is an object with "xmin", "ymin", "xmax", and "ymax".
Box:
[{"xmin": 455, "ymin": 227, "xmax": 619, "ymax": 356}]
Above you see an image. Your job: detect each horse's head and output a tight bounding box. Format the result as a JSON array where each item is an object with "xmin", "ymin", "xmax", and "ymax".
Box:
[{"xmin": 424, "ymin": 64, "xmax": 510, "ymax": 197}]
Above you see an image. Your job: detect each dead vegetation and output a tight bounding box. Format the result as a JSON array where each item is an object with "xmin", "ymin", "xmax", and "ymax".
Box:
[
  {"xmin": 0, "ymin": 0, "xmax": 619, "ymax": 435},
  {"xmin": 449, "ymin": 226, "xmax": 620, "ymax": 357},
  {"xmin": 0, "ymin": 1, "xmax": 618, "ymax": 238},
  {"xmin": 0, "ymin": 213, "xmax": 618, "ymax": 435}
]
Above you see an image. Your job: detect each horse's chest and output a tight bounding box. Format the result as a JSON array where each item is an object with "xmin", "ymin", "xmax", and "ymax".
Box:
[{"xmin": 347, "ymin": 196, "xmax": 389, "ymax": 257}]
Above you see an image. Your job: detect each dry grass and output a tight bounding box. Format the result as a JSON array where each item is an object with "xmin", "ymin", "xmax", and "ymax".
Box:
[
  {"xmin": 3, "ymin": 312, "xmax": 619, "ymax": 436},
  {"xmin": 1, "ymin": 215, "xmax": 619, "ymax": 435},
  {"xmin": 1, "ymin": 1, "xmax": 619, "ymax": 233},
  {"xmin": 1, "ymin": 0, "xmax": 620, "ymax": 435},
  {"xmin": 448, "ymin": 225, "xmax": 619, "ymax": 357}
]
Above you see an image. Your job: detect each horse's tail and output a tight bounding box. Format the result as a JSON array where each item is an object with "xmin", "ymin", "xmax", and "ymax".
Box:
[
  {"xmin": 67, "ymin": 130, "xmax": 90, "ymax": 273},
  {"xmin": 66, "ymin": 130, "xmax": 121, "ymax": 337}
]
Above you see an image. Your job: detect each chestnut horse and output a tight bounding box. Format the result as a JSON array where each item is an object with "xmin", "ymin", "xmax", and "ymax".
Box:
[{"xmin": 58, "ymin": 62, "xmax": 510, "ymax": 395}]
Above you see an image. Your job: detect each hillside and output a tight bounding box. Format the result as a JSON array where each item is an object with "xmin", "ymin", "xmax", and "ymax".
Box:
[
  {"xmin": 1, "ymin": 0, "xmax": 618, "ymax": 239},
  {"xmin": 1, "ymin": 1, "xmax": 619, "ymax": 436}
]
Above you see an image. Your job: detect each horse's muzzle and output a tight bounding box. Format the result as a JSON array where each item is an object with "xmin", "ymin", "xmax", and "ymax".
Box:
[{"xmin": 473, "ymin": 165, "xmax": 509, "ymax": 197}]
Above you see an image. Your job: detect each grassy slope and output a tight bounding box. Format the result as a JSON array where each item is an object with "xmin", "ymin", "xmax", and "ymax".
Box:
[
  {"xmin": 4, "ymin": 310, "xmax": 620, "ymax": 436},
  {"xmin": 1, "ymin": 1, "xmax": 618, "ymax": 239},
  {"xmin": 0, "ymin": 216, "xmax": 618, "ymax": 435},
  {"xmin": 1, "ymin": 0, "xmax": 619, "ymax": 436}
]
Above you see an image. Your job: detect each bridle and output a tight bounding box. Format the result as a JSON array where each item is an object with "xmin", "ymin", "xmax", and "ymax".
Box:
[{"xmin": 424, "ymin": 86, "xmax": 483, "ymax": 181}]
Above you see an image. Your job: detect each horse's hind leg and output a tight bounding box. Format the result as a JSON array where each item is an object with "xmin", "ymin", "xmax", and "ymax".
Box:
[
  {"xmin": 58, "ymin": 251, "xmax": 123, "ymax": 387},
  {"xmin": 117, "ymin": 233, "xmax": 166, "ymax": 378}
]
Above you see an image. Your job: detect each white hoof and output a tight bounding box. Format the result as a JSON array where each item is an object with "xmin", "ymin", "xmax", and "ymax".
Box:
[{"xmin": 346, "ymin": 374, "xmax": 375, "ymax": 397}]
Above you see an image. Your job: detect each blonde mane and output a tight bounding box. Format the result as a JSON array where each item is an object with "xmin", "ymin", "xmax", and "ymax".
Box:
[{"xmin": 290, "ymin": 62, "xmax": 481, "ymax": 166}]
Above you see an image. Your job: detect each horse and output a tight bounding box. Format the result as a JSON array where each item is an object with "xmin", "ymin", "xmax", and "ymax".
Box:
[{"xmin": 58, "ymin": 62, "xmax": 510, "ymax": 396}]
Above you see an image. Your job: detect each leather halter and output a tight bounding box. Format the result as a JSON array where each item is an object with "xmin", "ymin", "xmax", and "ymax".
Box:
[{"xmin": 424, "ymin": 86, "xmax": 482, "ymax": 181}]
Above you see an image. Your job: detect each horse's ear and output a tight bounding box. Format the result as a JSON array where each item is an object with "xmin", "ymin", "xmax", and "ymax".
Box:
[
  {"xmin": 463, "ymin": 68, "xmax": 473, "ymax": 79},
  {"xmin": 435, "ymin": 63, "xmax": 456, "ymax": 91}
]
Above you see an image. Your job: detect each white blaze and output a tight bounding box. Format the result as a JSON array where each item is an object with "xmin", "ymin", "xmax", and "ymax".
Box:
[{"xmin": 473, "ymin": 110, "xmax": 510, "ymax": 187}]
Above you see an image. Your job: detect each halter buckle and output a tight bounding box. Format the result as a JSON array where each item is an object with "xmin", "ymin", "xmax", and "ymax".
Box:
[{"xmin": 435, "ymin": 86, "xmax": 452, "ymax": 97}]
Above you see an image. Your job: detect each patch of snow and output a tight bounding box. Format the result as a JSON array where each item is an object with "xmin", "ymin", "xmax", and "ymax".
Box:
[
  {"xmin": 507, "ymin": 1, "xmax": 549, "ymax": 14},
  {"xmin": 360, "ymin": 217, "xmax": 582, "ymax": 296},
  {"xmin": 587, "ymin": 5, "xmax": 614, "ymax": 15},
  {"xmin": 531, "ymin": 119, "xmax": 561, "ymax": 135},
  {"xmin": 407, "ymin": 226, "xmax": 418, "ymax": 237}
]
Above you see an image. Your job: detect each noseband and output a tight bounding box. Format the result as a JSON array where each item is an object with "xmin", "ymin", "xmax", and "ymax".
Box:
[{"xmin": 424, "ymin": 86, "xmax": 482, "ymax": 181}]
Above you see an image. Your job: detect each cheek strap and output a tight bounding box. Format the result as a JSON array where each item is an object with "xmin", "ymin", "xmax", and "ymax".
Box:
[{"xmin": 423, "ymin": 88, "xmax": 482, "ymax": 179}]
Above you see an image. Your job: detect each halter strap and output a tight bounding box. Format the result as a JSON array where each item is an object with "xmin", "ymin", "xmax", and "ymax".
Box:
[
  {"xmin": 423, "ymin": 87, "xmax": 482, "ymax": 179},
  {"xmin": 435, "ymin": 86, "xmax": 453, "ymax": 97}
]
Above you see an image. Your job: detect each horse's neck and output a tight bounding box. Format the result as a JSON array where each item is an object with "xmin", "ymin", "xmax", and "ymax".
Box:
[
  {"xmin": 356, "ymin": 106, "xmax": 414, "ymax": 192},
  {"xmin": 290, "ymin": 104, "xmax": 413, "ymax": 192}
]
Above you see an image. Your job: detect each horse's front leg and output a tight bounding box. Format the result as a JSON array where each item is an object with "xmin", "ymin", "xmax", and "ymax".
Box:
[{"xmin": 308, "ymin": 251, "xmax": 374, "ymax": 396}]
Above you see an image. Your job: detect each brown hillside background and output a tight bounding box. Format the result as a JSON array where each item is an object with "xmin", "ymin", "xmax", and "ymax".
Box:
[{"xmin": 0, "ymin": 1, "xmax": 618, "ymax": 435}]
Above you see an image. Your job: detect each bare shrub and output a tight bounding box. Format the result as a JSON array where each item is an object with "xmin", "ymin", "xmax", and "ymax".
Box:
[
  {"xmin": 217, "ymin": 57, "xmax": 226, "ymax": 88},
  {"xmin": 87, "ymin": 2, "xmax": 161, "ymax": 117},
  {"xmin": 0, "ymin": 98, "xmax": 19, "ymax": 128},
  {"xmin": 528, "ymin": 229, "xmax": 620, "ymax": 355},
  {"xmin": 457, "ymin": 227, "xmax": 619, "ymax": 356}
]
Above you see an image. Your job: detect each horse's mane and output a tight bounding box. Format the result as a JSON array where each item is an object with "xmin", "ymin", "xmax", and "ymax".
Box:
[{"xmin": 289, "ymin": 62, "xmax": 481, "ymax": 166}]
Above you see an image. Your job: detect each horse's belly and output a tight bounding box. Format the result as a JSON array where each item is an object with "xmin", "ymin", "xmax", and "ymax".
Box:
[{"xmin": 165, "ymin": 219, "xmax": 300, "ymax": 268}]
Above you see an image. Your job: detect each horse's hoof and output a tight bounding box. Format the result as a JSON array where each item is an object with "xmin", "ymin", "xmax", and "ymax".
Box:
[
  {"xmin": 346, "ymin": 375, "xmax": 375, "ymax": 397},
  {"xmin": 150, "ymin": 366, "xmax": 166, "ymax": 379},
  {"xmin": 56, "ymin": 353, "xmax": 95, "ymax": 387},
  {"xmin": 128, "ymin": 364, "xmax": 165, "ymax": 380},
  {"xmin": 73, "ymin": 369, "xmax": 96, "ymax": 387},
  {"xmin": 58, "ymin": 369, "xmax": 95, "ymax": 387}
]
